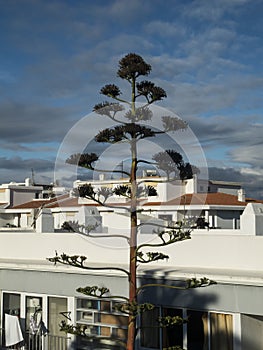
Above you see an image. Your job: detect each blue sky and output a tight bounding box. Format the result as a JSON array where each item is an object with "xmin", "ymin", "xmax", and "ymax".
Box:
[{"xmin": 0, "ymin": 0, "xmax": 263, "ymax": 198}]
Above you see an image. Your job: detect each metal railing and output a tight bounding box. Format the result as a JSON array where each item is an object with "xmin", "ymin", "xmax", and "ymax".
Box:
[
  {"xmin": 43, "ymin": 333, "xmax": 70, "ymax": 350},
  {"xmin": 0, "ymin": 330, "xmax": 70, "ymax": 350},
  {"xmin": 27, "ymin": 332, "xmax": 70, "ymax": 350}
]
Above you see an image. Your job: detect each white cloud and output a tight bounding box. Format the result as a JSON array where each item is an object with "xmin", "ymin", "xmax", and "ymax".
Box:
[
  {"xmin": 144, "ymin": 20, "xmax": 185, "ymax": 37},
  {"xmin": 182, "ymin": 0, "xmax": 253, "ymax": 22},
  {"xmin": 240, "ymin": 167, "xmax": 263, "ymax": 176},
  {"xmin": 230, "ymin": 145, "xmax": 263, "ymax": 168}
]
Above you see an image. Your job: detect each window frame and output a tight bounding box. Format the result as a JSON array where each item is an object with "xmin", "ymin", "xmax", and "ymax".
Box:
[
  {"xmin": 140, "ymin": 306, "xmax": 238, "ymax": 350},
  {"xmin": 1, "ymin": 290, "xmax": 71, "ymax": 338}
]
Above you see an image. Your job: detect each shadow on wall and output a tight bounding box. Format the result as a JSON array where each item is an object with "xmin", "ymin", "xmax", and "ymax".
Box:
[
  {"xmin": 137, "ymin": 269, "xmax": 263, "ymax": 350},
  {"xmin": 137, "ymin": 269, "xmax": 218, "ymax": 350}
]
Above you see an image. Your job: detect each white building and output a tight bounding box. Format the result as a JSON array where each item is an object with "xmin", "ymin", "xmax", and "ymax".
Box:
[{"xmin": 0, "ymin": 176, "xmax": 263, "ymax": 350}]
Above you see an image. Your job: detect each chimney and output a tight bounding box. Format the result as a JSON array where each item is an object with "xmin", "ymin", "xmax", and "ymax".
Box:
[
  {"xmin": 238, "ymin": 188, "xmax": 246, "ymax": 202},
  {"xmin": 25, "ymin": 178, "xmax": 32, "ymax": 186}
]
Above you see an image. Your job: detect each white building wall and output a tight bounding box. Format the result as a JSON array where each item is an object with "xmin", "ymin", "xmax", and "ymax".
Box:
[
  {"xmin": 36, "ymin": 209, "xmax": 54, "ymax": 233},
  {"xmin": 0, "ymin": 230, "xmax": 262, "ymax": 273},
  {"xmin": 240, "ymin": 203, "xmax": 263, "ymax": 236},
  {"xmin": 101, "ymin": 211, "xmax": 130, "ymax": 236},
  {"xmin": 0, "ymin": 188, "xmax": 8, "ymax": 204},
  {"xmin": 156, "ymin": 180, "xmax": 185, "ymax": 202},
  {"xmin": 184, "ymin": 176, "xmax": 197, "ymax": 194}
]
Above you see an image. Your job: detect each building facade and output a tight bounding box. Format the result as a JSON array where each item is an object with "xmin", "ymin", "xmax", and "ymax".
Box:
[{"xmin": 0, "ymin": 176, "xmax": 263, "ymax": 350}]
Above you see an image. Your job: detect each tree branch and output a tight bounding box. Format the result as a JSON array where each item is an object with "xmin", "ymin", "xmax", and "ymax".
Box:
[
  {"xmin": 47, "ymin": 253, "xmax": 130, "ymax": 277},
  {"xmin": 137, "ymin": 277, "xmax": 216, "ymax": 295},
  {"xmin": 76, "ymin": 286, "xmax": 129, "ymax": 302},
  {"xmin": 79, "ymin": 231, "xmax": 130, "ymax": 243},
  {"xmin": 136, "ymin": 229, "xmax": 191, "ymax": 253}
]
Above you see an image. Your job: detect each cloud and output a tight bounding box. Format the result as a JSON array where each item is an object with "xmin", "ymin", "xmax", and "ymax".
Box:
[
  {"xmin": 0, "ymin": 156, "xmax": 53, "ymax": 171},
  {"xmin": 103, "ymin": 0, "xmax": 150, "ymax": 20},
  {"xmin": 0, "ymin": 156, "xmax": 55, "ymax": 185},
  {"xmin": 0, "ymin": 0, "xmax": 262, "ymax": 199},
  {"xmin": 188, "ymin": 115, "xmax": 262, "ymax": 144},
  {"xmin": 209, "ymin": 166, "xmax": 263, "ymax": 199},
  {"xmin": 230, "ymin": 144, "xmax": 263, "ymax": 168},
  {"xmin": 144, "ymin": 21, "xmax": 186, "ymax": 37},
  {"xmin": 182, "ymin": 0, "xmax": 254, "ymax": 22},
  {"xmin": 0, "ymin": 100, "xmax": 78, "ymax": 145}
]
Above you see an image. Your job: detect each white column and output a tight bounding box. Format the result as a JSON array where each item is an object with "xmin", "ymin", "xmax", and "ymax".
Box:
[
  {"xmin": 233, "ymin": 313, "xmax": 241, "ymax": 350},
  {"xmin": 20, "ymin": 293, "xmax": 26, "ymax": 320},
  {"xmin": 67, "ymin": 297, "xmax": 76, "ymax": 350},
  {"xmin": 42, "ymin": 295, "xmax": 48, "ymax": 327}
]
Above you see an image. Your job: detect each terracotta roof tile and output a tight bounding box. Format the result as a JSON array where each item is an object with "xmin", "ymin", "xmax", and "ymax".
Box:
[
  {"xmin": 144, "ymin": 192, "xmax": 261, "ymax": 207},
  {"xmin": 11, "ymin": 194, "xmax": 100, "ymax": 209},
  {"xmin": 48, "ymin": 197, "xmax": 99, "ymax": 208}
]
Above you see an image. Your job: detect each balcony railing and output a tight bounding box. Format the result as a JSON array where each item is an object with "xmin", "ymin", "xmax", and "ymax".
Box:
[{"xmin": 0, "ymin": 329, "xmax": 70, "ymax": 350}]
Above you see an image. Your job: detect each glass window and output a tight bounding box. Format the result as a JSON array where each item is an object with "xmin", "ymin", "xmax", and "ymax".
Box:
[
  {"xmin": 3, "ymin": 293, "xmax": 21, "ymax": 317},
  {"xmin": 26, "ymin": 296, "xmax": 43, "ymax": 334},
  {"xmin": 210, "ymin": 313, "xmax": 233, "ymax": 350},
  {"xmin": 140, "ymin": 307, "xmax": 234, "ymax": 350},
  {"xmin": 2, "ymin": 293, "xmax": 21, "ymax": 346},
  {"xmin": 48, "ymin": 297, "xmax": 67, "ymax": 337},
  {"xmin": 100, "ymin": 300, "xmax": 111, "ymax": 311},
  {"xmin": 77, "ymin": 298, "xmax": 99, "ymax": 310},
  {"xmin": 76, "ymin": 298, "xmax": 127, "ymax": 350},
  {"xmin": 187, "ymin": 310, "xmax": 208, "ymax": 350},
  {"xmin": 162, "ymin": 308, "xmax": 183, "ymax": 349},
  {"xmin": 140, "ymin": 307, "xmax": 160, "ymax": 348},
  {"xmin": 187, "ymin": 311, "xmax": 233, "ymax": 350}
]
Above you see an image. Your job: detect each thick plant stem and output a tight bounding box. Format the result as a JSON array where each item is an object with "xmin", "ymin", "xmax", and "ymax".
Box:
[
  {"xmin": 127, "ymin": 79, "xmax": 138, "ymax": 350},
  {"xmin": 127, "ymin": 138, "xmax": 138, "ymax": 350},
  {"xmin": 127, "ymin": 229, "xmax": 137, "ymax": 350}
]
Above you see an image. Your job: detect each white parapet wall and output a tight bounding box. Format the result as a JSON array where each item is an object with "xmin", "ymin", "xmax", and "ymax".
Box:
[
  {"xmin": 0, "ymin": 228, "xmax": 263, "ymax": 275},
  {"xmin": 240, "ymin": 203, "xmax": 263, "ymax": 236},
  {"xmin": 75, "ymin": 205, "xmax": 102, "ymax": 232},
  {"xmin": 36, "ymin": 208, "xmax": 54, "ymax": 233}
]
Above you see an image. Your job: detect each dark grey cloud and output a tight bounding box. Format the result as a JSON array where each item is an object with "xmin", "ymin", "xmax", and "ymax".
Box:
[
  {"xmin": 189, "ymin": 116, "xmax": 263, "ymax": 151},
  {"xmin": 209, "ymin": 166, "xmax": 263, "ymax": 199},
  {"xmin": 183, "ymin": 115, "xmax": 263, "ymax": 174},
  {"xmin": 0, "ymin": 157, "xmax": 54, "ymax": 171},
  {"xmin": 0, "ymin": 156, "xmax": 55, "ymax": 185},
  {"xmin": 0, "ymin": 101, "xmax": 79, "ymax": 145}
]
